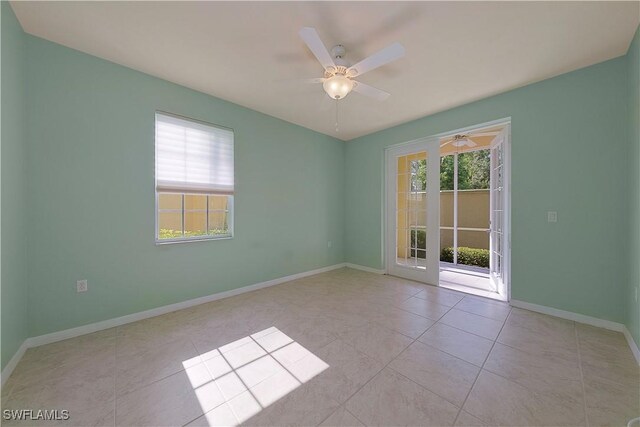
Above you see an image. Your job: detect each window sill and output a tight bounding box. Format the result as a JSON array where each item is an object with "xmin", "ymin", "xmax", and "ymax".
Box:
[{"xmin": 155, "ymin": 235, "xmax": 233, "ymax": 245}]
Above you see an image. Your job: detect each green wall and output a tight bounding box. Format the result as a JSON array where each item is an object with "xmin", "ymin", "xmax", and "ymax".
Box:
[
  {"xmin": 346, "ymin": 57, "xmax": 630, "ymax": 324},
  {"xmin": 1, "ymin": 3, "xmax": 29, "ymax": 370},
  {"xmin": 628, "ymin": 26, "xmax": 640, "ymax": 347},
  {"xmin": 24, "ymin": 35, "xmax": 344, "ymax": 337},
  {"xmin": 2, "ymin": 6, "xmax": 639, "ymax": 369}
]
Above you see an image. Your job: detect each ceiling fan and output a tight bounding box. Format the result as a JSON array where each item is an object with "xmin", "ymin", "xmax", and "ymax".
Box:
[
  {"xmin": 299, "ymin": 27, "xmax": 405, "ymax": 101},
  {"xmin": 440, "ymin": 132, "xmax": 500, "ymax": 149}
]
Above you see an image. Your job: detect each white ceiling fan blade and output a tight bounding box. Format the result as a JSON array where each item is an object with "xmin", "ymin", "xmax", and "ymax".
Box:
[
  {"xmin": 299, "ymin": 27, "xmax": 336, "ymax": 71},
  {"xmin": 466, "ymin": 138, "xmax": 478, "ymax": 147},
  {"xmin": 352, "ymin": 81, "xmax": 390, "ymax": 101},
  {"xmin": 347, "ymin": 43, "xmax": 405, "ymax": 77}
]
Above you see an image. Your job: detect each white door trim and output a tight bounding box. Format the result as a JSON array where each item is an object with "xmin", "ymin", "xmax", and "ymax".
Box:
[
  {"xmin": 383, "ymin": 117, "xmax": 511, "ymax": 300},
  {"xmin": 385, "ymin": 138, "xmax": 440, "ymax": 284}
]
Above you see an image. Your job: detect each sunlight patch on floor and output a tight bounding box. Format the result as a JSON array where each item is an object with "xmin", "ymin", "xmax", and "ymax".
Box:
[{"xmin": 182, "ymin": 326, "xmax": 329, "ymax": 425}]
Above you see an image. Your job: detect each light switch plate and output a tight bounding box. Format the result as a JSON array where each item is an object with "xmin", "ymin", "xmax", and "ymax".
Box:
[{"xmin": 547, "ymin": 211, "xmax": 557, "ymax": 223}]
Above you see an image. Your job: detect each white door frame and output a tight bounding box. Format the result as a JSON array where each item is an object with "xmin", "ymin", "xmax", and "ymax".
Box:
[
  {"xmin": 489, "ymin": 124, "xmax": 511, "ymax": 300},
  {"xmin": 385, "ymin": 137, "xmax": 440, "ymax": 285},
  {"xmin": 383, "ymin": 117, "xmax": 511, "ymax": 300}
]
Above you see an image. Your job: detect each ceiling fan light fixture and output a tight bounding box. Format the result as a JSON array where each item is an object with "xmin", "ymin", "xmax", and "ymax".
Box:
[
  {"xmin": 323, "ymin": 74, "xmax": 353, "ymax": 100},
  {"xmin": 452, "ymin": 134, "xmax": 468, "ymax": 147}
]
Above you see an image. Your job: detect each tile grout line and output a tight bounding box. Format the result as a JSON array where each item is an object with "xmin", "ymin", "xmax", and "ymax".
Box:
[
  {"xmin": 452, "ymin": 295, "xmax": 512, "ymax": 321},
  {"xmin": 416, "ymin": 340, "xmax": 487, "ymax": 369},
  {"xmin": 436, "ymin": 317, "xmax": 503, "ymax": 342},
  {"xmin": 452, "ymin": 305, "xmax": 512, "ymax": 426},
  {"xmin": 366, "ymin": 291, "xmax": 508, "ymax": 342},
  {"xmin": 180, "ymin": 336, "xmax": 225, "ymax": 427},
  {"xmin": 332, "ymin": 302, "xmax": 458, "ymax": 425},
  {"xmin": 575, "ymin": 325, "xmax": 590, "ymax": 427},
  {"xmin": 14, "ymin": 270, "xmax": 623, "ymax": 427},
  {"xmin": 184, "ymin": 329, "xmax": 341, "ymax": 426},
  {"xmin": 113, "ymin": 333, "xmax": 203, "ymax": 399},
  {"xmin": 368, "ymin": 296, "xmax": 509, "ymax": 420}
]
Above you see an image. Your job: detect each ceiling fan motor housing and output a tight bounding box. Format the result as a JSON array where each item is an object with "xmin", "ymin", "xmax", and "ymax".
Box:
[{"xmin": 324, "ymin": 65, "xmax": 350, "ymax": 78}]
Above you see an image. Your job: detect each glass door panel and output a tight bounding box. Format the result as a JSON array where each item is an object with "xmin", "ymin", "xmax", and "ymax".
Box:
[
  {"xmin": 490, "ymin": 127, "xmax": 508, "ymax": 297},
  {"xmin": 387, "ymin": 139, "xmax": 440, "ymax": 284}
]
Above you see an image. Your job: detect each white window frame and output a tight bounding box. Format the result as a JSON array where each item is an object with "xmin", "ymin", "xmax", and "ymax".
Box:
[{"xmin": 154, "ymin": 111, "xmax": 235, "ymax": 245}]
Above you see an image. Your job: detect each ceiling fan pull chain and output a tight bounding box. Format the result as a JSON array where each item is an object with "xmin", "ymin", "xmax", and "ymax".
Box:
[{"xmin": 335, "ymin": 98, "xmax": 339, "ymax": 132}]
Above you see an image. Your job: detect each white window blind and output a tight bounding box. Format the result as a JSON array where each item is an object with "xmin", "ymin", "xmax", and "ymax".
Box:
[{"xmin": 155, "ymin": 113, "xmax": 234, "ymax": 195}]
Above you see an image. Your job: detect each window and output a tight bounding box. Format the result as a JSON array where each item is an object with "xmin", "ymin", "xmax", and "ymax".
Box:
[{"xmin": 155, "ymin": 112, "xmax": 234, "ymax": 243}]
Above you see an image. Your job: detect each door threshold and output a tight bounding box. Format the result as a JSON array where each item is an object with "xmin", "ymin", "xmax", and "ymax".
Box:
[{"xmin": 440, "ymin": 281, "xmax": 507, "ymax": 302}]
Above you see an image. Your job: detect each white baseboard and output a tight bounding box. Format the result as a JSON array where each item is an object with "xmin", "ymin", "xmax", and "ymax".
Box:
[
  {"xmin": 1, "ymin": 341, "xmax": 29, "ymax": 388},
  {"xmin": 510, "ymin": 300, "xmax": 624, "ymax": 331},
  {"xmin": 345, "ymin": 263, "xmax": 385, "ymax": 274},
  {"xmin": 623, "ymin": 327, "xmax": 640, "ymax": 365},
  {"xmin": 511, "ymin": 299, "xmax": 640, "ymax": 365},
  {"xmin": 1, "ymin": 262, "xmax": 347, "ymax": 388}
]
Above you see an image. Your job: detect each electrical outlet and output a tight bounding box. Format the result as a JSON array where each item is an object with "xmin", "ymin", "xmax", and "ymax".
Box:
[
  {"xmin": 327, "ymin": 241, "xmax": 332, "ymax": 248},
  {"xmin": 547, "ymin": 211, "xmax": 557, "ymax": 223},
  {"xmin": 76, "ymin": 280, "xmax": 88, "ymax": 293}
]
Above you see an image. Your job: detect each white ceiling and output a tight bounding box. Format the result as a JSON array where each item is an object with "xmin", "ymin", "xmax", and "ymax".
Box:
[{"xmin": 11, "ymin": 1, "xmax": 639, "ymax": 141}]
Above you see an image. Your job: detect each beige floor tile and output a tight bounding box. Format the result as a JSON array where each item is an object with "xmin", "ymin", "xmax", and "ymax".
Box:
[
  {"xmin": 418, "ymin": 322, "xmax": 493, "ymax": 366},
  {"xmin": 371, "ymin": 308, "xmax": 435, "ymax": 338},
  {"xmin": 414, "ymin": 287, "xmax": 465, "ymax": 307},
  {"xmin": 440, "ymin": 309, "xmax": 504, "ymax": 340},
  {"xmin": 463, "ymin": 370, "xmax": 585, "ymax": 426},
  {"xmin": 189, "ymin": 324, "xmax": 256, "ymax": 357},
  {"xmin": 577, "ymin": 325, "xmax": 640, "ymax": 387},
  {"xmin": 1, "ymin": 376, "xmax": 115, "ymax": 427},
  {"xmin": 218, "ymin": 339, "xmax": 267, "ymax": 369},
  {"xmin": 116, "ymin": 367, "xmax": 221, "ymax": 427},
  {"xmin": 6, "ymin": 268, "xmax": 636, "ymax": 427},
  {"xmin": 213, "ymin": 371, "xmax": 249, "ymax": 401},
  {"xmin": 291, "ymin": 339, "xmax": 384, "ymax": 403},
  {"xmin": 454, "ymin": 297, "xmax": 511, "ymax": 321},
  {"xmin": 320, "ymin": 406, "xmax": 365, "ymax": 427},
  {"xmin": 235, "ymin": 354, "xmax": 287, "ymax": 389},
  {"xmin": 336, "ymin": 322, "xmax": 414, "ymax": 364},
  {"xmin": 345, "ymin": 368, "xmax": 459, "ymax": 426},
  {"xmin": 583, "ymin": 374, "xmax": 640, "ymax": 427},
  {"xmin": 8, "ymin": 344, "xmax": 116, "ymax": 409},
  {"xmin": 185, "ymin": 402, "xmax": 239, "ymax": 426},
  {"xmin": 275, "ymin": 316, "xmax": 339, "ymax": 353},
  {"xmin": 237, "ymin": 380, "xmax": 340, "ymax": 426},
  {"xmin": 250, "ymin": 327, "xmax": 294, "ymax": 352},
  {"xmin": 22, "ymin": 329, "xmax": 116, "ymax": 369},
  {"xmin": 271, "ymin": 341, "xmax": 317, "ymax": 369},
  {"xmin": 116, "ymin": 336, "xmax": 200, "ymax": 395},
  {"xmin": 507, "ymin": 308, "xmax": 575, "ymax": 341},
  {"xmin": 394, "ymin": 296, "xmax": 452, "ymax": 320},
  {"xmin": 10, "ymin": 330, "xmax": 116, "ymax": 394},
  {"xmin": 390, "ymin": 340, "xmax": 480, "ymax": 406},
  {"xmin": 484, "ymin": 343, "xmax": 583, "ymax": 405},
  {"xmin": 454, "ymin": 411, "xmax": 492, "ymax": 426},
  {"xmin": 581, "ymin": 356, "xmax": 640, "ymax": 390},
  {"xmin": 497, "ymin": 322, "xmax": 578, "ymax": 361}
]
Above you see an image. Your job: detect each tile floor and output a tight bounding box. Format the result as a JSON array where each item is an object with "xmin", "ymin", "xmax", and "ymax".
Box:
[{"xmin": 1, "ymin": 268, "xmax": 638, "ymax": 426}]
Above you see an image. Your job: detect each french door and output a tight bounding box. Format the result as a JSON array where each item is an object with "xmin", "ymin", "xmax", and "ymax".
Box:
[
  {"xmin": 386, "ymin": 138, "xmax": 440, "ymax": 284},
  {"xmin": 489, "ymin": 125, "xmax": 510, "ymax": 298}
]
